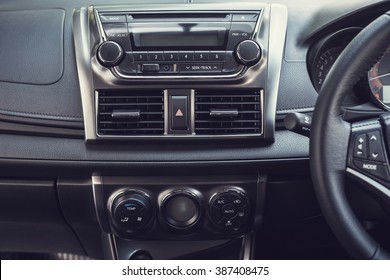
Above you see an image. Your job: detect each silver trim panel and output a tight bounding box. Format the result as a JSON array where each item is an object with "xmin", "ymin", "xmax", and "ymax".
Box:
[
  {"xmin": 346, "ymin": 167, "xmax": 390, "ymax": 200},
  {"xmin": 73, "ymin": 7, "xmax": 96, "ymax": 141},
  {"xmin": 72, "ymin": 3, "xmax": 286, "ymax": 141},
  {"xmin": 266, "ymin": 4, "xmax": 288, "ymax": 138}
]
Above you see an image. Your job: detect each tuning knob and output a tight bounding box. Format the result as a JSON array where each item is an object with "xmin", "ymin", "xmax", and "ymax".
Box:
[
  {"xmin": 111, "ymin": 191, "xmax": 152, "ymax": 232},
  {"xmin": 234, "ymin": 40, "xmax": 262, "ymax": 67},
  {"xmin": 97, "ymin": 41, "xmax": 124, "ymax": 67}
]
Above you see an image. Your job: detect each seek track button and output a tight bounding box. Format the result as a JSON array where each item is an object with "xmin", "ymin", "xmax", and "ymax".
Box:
[{"xmin": 179, "ymin": 63, "xmax": 223, "ymax": 73}]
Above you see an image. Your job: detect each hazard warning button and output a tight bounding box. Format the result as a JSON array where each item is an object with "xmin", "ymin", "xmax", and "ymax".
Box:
[{"xmin": 171, "ymin": 95, "xmax": 188, "ymax": 131}]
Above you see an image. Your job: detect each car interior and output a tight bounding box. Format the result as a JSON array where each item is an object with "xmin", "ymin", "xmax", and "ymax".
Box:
[{"xmin": 0, "ymin": 0, "xmax": 390, "ymax": 260}]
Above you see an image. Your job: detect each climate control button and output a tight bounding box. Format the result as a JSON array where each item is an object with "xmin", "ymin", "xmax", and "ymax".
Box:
[
  {"xmin": 209, "ymin": 189, "xmax": 250, "ymax": 231},
  {"xmin": 221, "ymin": 204, "xmax": 237, "ymax": 218}
]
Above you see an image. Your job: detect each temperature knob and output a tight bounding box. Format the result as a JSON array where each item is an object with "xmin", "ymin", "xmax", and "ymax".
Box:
[
  {"xmin": 97, "ymin": 41, "xmax": 124, "ymax": 67},
  {"xmin": 111, "ymin": 191, "xmax": 152, "ymax": 232},
  {"xmin": 234, "ymin": 40, "xmax": 262, "ymax": 67}
]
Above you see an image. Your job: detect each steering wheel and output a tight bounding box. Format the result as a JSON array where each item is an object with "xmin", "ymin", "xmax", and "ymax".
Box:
[{"xmin": 310, "ymin": 12, "xmax": 390, "ymax": 259}]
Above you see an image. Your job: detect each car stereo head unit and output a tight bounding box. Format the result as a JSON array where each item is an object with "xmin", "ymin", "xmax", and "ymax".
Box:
[{"xmin": 95, "ymin": 10, "xmax": 263, "ymax": 78}]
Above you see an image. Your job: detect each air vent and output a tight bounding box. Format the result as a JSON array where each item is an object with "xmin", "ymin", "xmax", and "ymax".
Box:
[
  {"xmin": 195, "ymin": 90, "xmax": 262, "ymax": 135},
  {"xmin": 97, "ymin": 90, "xmax": 164, "ymax": 136}
]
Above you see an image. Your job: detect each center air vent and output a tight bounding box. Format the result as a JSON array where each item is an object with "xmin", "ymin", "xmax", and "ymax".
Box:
[
  {"xmin": 195, "ymin": 90, "xmax": 262, "ymax": 135},
  {"xmin": 97, "ymin": 90, "xmax": 164, "ymax": 136}
]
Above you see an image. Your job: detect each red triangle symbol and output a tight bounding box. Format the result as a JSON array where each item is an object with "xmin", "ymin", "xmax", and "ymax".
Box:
[{"xmin": 175, "ymin": 109, "xmax": 184, "ymax": 117}]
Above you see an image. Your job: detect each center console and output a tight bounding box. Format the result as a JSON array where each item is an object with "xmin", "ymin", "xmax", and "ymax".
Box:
[{"xmin": 72, "ymin": 2, "xmax": 288, "ymax": 259}]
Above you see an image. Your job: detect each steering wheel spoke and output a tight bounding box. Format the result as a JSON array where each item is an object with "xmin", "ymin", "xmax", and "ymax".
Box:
[{"xmin": 347, "ymin": 118, "xmax": 390, "ymax": 207}]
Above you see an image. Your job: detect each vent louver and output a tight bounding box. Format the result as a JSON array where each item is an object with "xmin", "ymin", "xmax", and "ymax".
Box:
[
  {"xmin": 195, "ymin": 90, "xmax": 262, "ymax": 135},
  {"xmin": 97, "ymin": 90, "xmax": 164, "ymax": 136}
]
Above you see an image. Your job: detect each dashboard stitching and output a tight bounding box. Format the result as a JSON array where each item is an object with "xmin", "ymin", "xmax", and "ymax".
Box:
[
  {"xmin": 381, "ymin": 115, "xmax": 390, "ymax": 121},
  {"xmin": 0, "ymin": 108, "xmax": 83, "ymax": 121},
  {"xmin": 352, "ymin": 121, "xmax": 379, "ymax": 128}
]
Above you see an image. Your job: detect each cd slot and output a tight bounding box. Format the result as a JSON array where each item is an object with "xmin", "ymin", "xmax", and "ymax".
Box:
[{"xmin": 128, "ymin": 13, "xmax": 232, "ymax": 22}]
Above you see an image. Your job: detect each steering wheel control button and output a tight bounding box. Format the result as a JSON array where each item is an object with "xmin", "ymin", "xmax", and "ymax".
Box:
[
  {"xmin": 367, "ymin": 131, "xmax": 386, "ymax": 162},
  {"xmin": 221, "ymin": 204, "xmax": 237, "ymax": 218},
  {"xmin": 353, "ymin": 159, "xmax": 390, "ymax": 182},
  {"xmin": 354, "ymin": 134, "xmax": 367, "ymax": 158},
  {"xmin": 111, "ymin": 192, "xmax": 153, "ymax": 232},
  {"xmin": 161, "ymin": 191, "xmax": 201, "ymax": 228}
]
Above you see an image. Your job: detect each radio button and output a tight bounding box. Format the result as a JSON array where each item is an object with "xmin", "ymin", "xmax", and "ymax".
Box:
[
  {"xmin": 232, "ymin": 13, "xmax": 259, "ymax": 22},
  {"xmin": 179, "ymin": 51, "xmax": 195, "ymax": 61},
  {"xmin": 227, "ymin": 22, "xmax": 256, "ymax": 51},
  {"xmin": 210, "ymin": 51, "xmax": 226, "ymax": 61},
  {"xmin": 148, "ymin": 52, "xmax": 164, "ymax": 61},
  {"xmin": 117, "ymin": 52, "xmax": 138, "ymax": 74},
  {"xmin": 194, "ymin": 51, "xmax": 209, "ymax": 61},
  {"xmin": 164, "ymin": 52, "xmax": 179, "ymax": 61},
  {"xmin": 102, "ymin": 23, "xmax": 131, "ymax": 51},
  {"xmin": 141, "ymin": 64, "xmax": 160, "ymax": 73},
  {"xmin": 223, "ymin": 51, "xmax": 241, "ymax": 73},
  {"xmin": 179, "ymin": 63, "xmax": 222, "ymax": 73},
  {"xmin": 133, "ymin": 52, "xmax": 149, "ymax": 61},
  {"xmin": 100, "ymin": 14, "xmax": 126, "ymax": 23}
]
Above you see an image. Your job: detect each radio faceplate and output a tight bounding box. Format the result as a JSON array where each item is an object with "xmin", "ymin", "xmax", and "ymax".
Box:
[{"xmin": 95, "ymin": 10, "xmax": 263, "ymax": 78}]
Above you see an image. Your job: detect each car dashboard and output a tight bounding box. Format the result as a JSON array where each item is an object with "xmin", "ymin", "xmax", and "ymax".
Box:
[{"xmin": 0, "ymin": 0, "xmax": 389, "ymax": 260}]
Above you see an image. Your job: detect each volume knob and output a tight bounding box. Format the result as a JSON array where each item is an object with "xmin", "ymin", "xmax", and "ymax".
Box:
[
  {"xmin": 234, "ymin": 40, "xmax": 262, "ymax": 67},
  {"xmin": 97, "ymin": 41, "xmax": 124, "ymax": 67}
]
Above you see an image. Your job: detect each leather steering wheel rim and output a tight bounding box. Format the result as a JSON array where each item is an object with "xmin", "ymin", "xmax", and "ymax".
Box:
[{"xmin": 310, "ymin": 12, "xmax": 390, "ymax": 259}]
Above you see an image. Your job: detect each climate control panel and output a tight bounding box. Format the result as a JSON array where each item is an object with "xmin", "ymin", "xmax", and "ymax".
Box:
[{"xmin": 93, "ymin": 175, "xmax": 262, "ymax": 240}]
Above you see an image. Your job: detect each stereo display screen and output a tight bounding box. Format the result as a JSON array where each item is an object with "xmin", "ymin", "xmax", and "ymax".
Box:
[{"xmin": 131, "ymin": 24, "xmax": 227, "ymax": 48}]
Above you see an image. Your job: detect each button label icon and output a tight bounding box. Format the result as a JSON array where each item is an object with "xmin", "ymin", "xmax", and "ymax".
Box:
[
  {"xmin": 175, "ymin": 109, "xmax": 184, "ymax": 117},
  {"xmin": 363, "ymin": 164, "xmax": 377, "ymax": 170}
]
